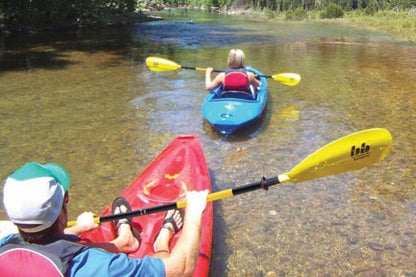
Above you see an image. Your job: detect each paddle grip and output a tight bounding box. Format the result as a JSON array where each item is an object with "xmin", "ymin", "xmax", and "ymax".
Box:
[{"xmin": 232, "ymin": 176, "xmax": 280, "ymax": 196}]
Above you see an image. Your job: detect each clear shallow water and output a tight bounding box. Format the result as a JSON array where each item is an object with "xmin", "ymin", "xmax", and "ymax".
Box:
[{"xmin": 1, "ymin": 10, "xmax": 415, "ymax": 276}]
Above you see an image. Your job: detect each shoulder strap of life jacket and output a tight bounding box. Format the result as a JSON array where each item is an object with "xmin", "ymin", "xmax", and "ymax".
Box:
[
  {"xmin": 0, "ymin": 235, "xmax": 88, "ymax": 277},
  {"xmin": 224, "ymin": 67, "xmax": 249, "ymax": 91}
]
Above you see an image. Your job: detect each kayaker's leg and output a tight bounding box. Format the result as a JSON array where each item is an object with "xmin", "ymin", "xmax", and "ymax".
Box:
[
  {"xmin": 109, "ymin": 197, "xmax": 140, "ymax": 253},
  {"xmin": 153, "ymin": 209, "xmax": 183, "ymax": 257},
  {"xmin": 82, "ymin": 224, "xmax": 140, "ymax": 254},
  {"xmin": 110, "ymin": 223, "xmax": 140, "ymax": 253}
]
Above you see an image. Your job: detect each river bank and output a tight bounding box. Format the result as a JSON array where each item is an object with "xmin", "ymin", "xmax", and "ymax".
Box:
[
  {"xmin": 340, "ymin": 10, "xmax": 416, "ymax": 43},
  {"xmin": 216, "ymin": 8, "xmax": 416, "ymax": 44},
  {"xmin": 288, "ymin": 10, "xmax": 415, "ymax": 44}
]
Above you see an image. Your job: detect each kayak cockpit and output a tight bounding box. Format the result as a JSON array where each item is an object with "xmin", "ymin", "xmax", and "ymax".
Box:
[{"xmin": 218, "ymin": 90, "xmax": 255, "ymax": 100}]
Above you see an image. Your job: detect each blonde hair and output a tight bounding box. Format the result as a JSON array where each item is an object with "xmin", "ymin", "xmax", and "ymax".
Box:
[{"xmin": 227, "ymin": 49, "xmax": 245, "ymax": 69}]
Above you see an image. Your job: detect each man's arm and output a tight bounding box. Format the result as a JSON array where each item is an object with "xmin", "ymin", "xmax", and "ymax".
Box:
[
  {"xmin": 64, "ymin": 212, "xmax": 98, "ymax": 235},
  {"xmin": 162, "ymin": 190, "xmax": 208, "ymax": 277}
]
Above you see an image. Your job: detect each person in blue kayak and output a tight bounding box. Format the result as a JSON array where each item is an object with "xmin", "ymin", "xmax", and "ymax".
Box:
[
  {"xmin": 0, "ymin": 162, "xmax": 208, "ymax": 276},
  {"xmin": 205, "ymin": 48, "xmax": 261, "ymax": 97}
]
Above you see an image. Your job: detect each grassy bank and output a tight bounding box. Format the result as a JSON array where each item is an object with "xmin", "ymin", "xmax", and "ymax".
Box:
[
  {"xmin": 251, "ymin": 8, "xmax": 416, "ymax": 44},
  {"xmin": 341, "ymin": 10, "xmax": 416, "ymax": 43}
]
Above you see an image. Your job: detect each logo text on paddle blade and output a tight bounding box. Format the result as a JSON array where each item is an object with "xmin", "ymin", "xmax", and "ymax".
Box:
[{"xmin": 350, "ymin": 143, "xmax": 370, "ymax": 160}]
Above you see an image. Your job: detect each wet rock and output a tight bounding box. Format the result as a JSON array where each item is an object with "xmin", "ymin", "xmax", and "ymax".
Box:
[
  {"xmin": 353, "ymin": 266, "xmax": 386, "ymax": 275},
  {"xmin": 266, "ymin": 271, "xmax": 277, "ymax": 277},
  {"xmin": 372, "ymin": 211, "xmax": 387, "ymax": 220},
  {"xmin": 353, "ymin": 266, "xmax": 377, "ymax": 274},
  {"xmin": 339, "ymin": 231, "xmax": 349, "ymax": 237},
  {"xmin": 269, "ymin": 210, "xmax": 278, "ymax": 216},
  {"xmin": 368, "ymin": 242, "xmax": 384, "ymax": 251},
  {"xmin": 399, "ymin": 250, "xmax": 411, "ymax": 257},
  {"xmin": 347, "ymin": 237, "xmax": 359, "ymax": 244},
  {"xmin": 331, "ymin": 221, "xmax": 346, "ymax": 226},
  {"xmin": 400, "ymin": 241, "xmax": 409, "ymax": 249},
  {"xmin": 383, "ymin": 244, "xmax": 396, "ymax": 250},
  {"xmin": 279, "ymin": 256, "xmax": 290, "ymax": 263},
  {"xmin": 334, "ymin": 211, "xmax": 350, "ymax": 219},
  {"xmin": 374, "ymin": 252, "xmax": 383, "ymax": 261}
]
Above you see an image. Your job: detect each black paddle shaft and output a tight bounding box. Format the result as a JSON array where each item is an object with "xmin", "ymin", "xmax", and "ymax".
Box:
[
  {"xmin": 181, "ymin": 65, "xmax": 223, "ymax": 73},
  {"xmin": 99, "ymin": 202, "xmax": 178, "ymax": 223},
  {"xmin": 98, "ymin": 176, "xmax": 280, "ymax": 223},
  {"xmin": 180, "ymin": 65, "xmax": 271, "ymax": 78}
]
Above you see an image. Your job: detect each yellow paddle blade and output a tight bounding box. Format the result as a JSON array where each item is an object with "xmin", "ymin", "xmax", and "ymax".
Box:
[
  {"xmin": 282, "ymin": 128, "xmax": 393, "ymax": 183},
  {"xmin": 272, "ymin": 73, "xmax": 301, "ymax": 86},
  {"xmin": 146, "ymin": 56, "xmax": 181, "ymax": 72}
]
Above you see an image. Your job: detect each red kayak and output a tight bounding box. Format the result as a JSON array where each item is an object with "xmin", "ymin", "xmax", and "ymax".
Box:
[{"xmin": 80, "ymin": 135, "xmax": 213, "ymax": 276}]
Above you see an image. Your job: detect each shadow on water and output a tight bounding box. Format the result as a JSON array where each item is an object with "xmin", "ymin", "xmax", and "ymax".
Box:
[
  {"xmin": 210, "ymin": 202, "xmax": 230, "ymax": 276},
  {"xmin": 208, "ymin": 168, "xmax": 231, "ymax": 276},
  {"xmin": 212, "ymin": 107, "xmax": 270, "ymax": 142},
  {"xmin": 0, "ymin": 17, "xmax": 279, "ymax": 74},
  {"xmin": 0, "ymin": 50, "xmax": 73, "ymax": 72},
  {"xmin": 0, "ymin": 26, "xmax": 139, "ymax": 73}
]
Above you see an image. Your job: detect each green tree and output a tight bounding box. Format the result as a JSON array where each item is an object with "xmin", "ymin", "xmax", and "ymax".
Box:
[
  {"xmin": 320, "ymin": 3, "xmax": 344, "ymax": 18},
  {"xmin": 1, "ymin": 0, "xmax": 138, "ymax": 32},
  {"xmin": 286, "ymin": 7, "xmax": 308, "ymax": 19}
]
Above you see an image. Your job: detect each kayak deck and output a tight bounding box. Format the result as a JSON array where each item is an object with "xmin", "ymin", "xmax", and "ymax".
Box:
[{"xmin": 80, "ymin": 135, "xmax": 213, "ymax": 276}]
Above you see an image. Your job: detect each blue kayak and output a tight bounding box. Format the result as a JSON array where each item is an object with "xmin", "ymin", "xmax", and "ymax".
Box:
[{"xmin": 202, "ymin": 66, "xmax": 268, "ymax": 136}]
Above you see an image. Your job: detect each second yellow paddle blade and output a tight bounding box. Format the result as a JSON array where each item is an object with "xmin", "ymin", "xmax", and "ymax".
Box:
[
  {"xmin": 146, "ymin": 56, "xmax": 181, "ymax": 72},
  {"xmin": 272, "ymin": 73, "xmax": 301, "ymax": 86},
  {"xmin": 285, "ymin": 128, "xmax": 393, "ymax": 183}
]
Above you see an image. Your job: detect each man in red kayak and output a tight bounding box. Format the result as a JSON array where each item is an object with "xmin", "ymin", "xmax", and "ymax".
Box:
[
  {"xmin": 0, "ymin": 162, "xmax": 208, "ymax": 276},
  {"xmin": 205, "ymin": 48, "xmax": 261, "ymax": 97}
]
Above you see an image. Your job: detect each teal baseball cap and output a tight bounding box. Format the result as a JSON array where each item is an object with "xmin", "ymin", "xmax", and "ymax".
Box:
[{"xmin": 3, "ymin": 162, "xmax": 70, "ymax": 232}]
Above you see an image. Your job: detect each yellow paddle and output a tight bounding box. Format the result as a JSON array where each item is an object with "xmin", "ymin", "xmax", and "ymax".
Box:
[
  {"xmin": 68, "ymin": 128, "xmax": 392, "ymax": 226},
  {"xmin": 146, "ymin": 56, "xmax": 301, "ymax": 87}
]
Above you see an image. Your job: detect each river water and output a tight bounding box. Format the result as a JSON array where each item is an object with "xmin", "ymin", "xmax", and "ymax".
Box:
[{"xmin": 1, "ymin": 10, "xmax": 415, "ymax": 276}]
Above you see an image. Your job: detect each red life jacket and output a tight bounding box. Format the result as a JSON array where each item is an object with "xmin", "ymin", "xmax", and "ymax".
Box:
[
  {"xmin": 0, "ymin": 234, "xmax": 88, "ymax": 277},
  {"xmin": 223, "ymin": 68, "xmax": 249, "ymax": 92}
]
